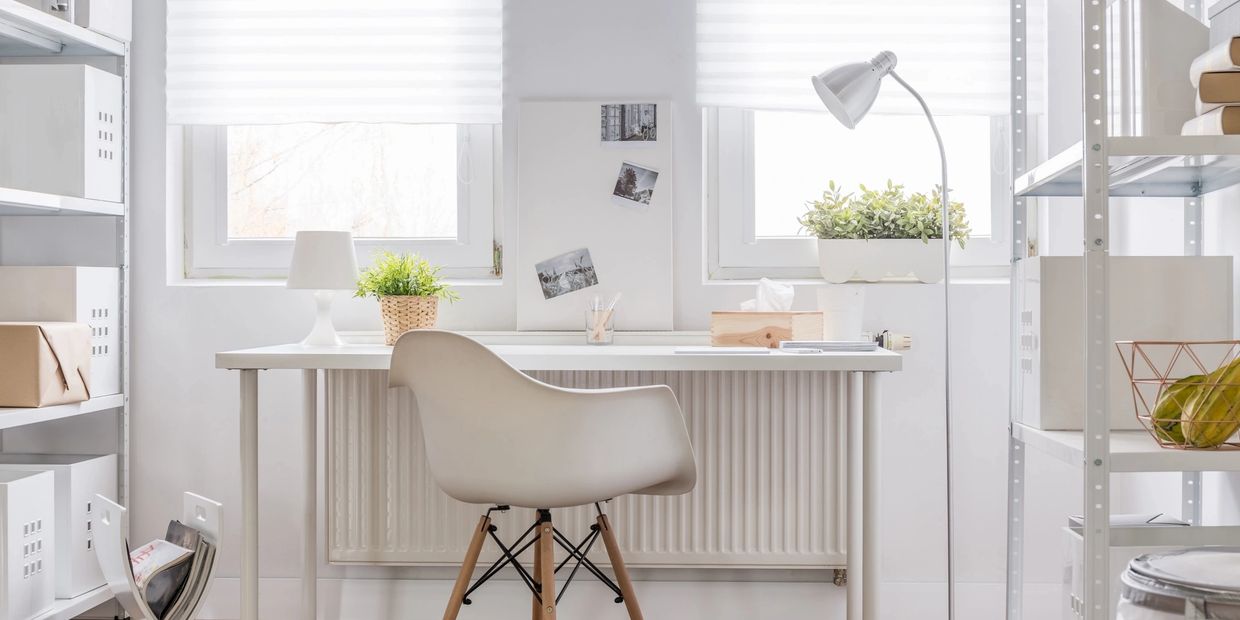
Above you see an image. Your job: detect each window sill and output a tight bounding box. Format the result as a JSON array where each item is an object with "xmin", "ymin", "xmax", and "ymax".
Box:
[{"xmin": 165, "ymin": 276, "xmax": 504, "ymax": 289}]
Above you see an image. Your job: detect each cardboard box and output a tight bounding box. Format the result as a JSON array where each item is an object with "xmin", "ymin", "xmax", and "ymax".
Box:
[
  {"xmin": 0, "ymin": 65, "xmax": 123, "ymax": 202},
  {"xmin": 0, "ymin": 455, "xmax": 115, "ymax": 598},
  {"xmin": 1016, "ymin": 256, "xmax": 1233, "ymax": 430},
  {"xmin": 0, "ymin": 470, "xmax": 55, "ymax": 620},
  {"xmin": 0, "ymin": 323, "xmax": 92, "ymax": 408},
  {"xmin": 0, "ymin": 267, "xmax": 120, "ymax": 396}
]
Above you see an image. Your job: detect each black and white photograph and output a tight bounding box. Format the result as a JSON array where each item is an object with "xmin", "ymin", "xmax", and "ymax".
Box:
[
  {"xmin": 600, "ymin": 103, "xmax": 657, "ymax": 142},
  {"xmin": 611, "ymin": 161, "xmax": 659, "ymax": 207},
  {"xmin": 535, "ymin": 247, "xmax": 599, "ymax": 300}
]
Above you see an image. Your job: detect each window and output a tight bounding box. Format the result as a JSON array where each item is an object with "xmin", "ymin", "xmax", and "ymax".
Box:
[
  {"xmin": 707, "ymin": 108, "xmax": 1010, "ymax": 279},
  {"xmin": 183, "ymin": 123, "xmax": 498, "ymax": 278},
  {"xmin": 696, "ymin": 0, "xmax": 1043, "ymax": 278},
  {"xmin": 167, "ymin": 0, "xmax": 502, "ymax": 279}
]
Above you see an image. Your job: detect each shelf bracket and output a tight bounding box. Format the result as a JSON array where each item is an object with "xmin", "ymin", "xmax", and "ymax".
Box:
[{"xmin": 0, "ymin": 20, "xmax": 63, "ymax": 53}]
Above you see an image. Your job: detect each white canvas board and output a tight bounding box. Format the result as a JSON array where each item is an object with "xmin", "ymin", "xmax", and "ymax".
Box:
[{"xmin": 516, "ymin": 100, "xmax": 673, "ymax": 330}]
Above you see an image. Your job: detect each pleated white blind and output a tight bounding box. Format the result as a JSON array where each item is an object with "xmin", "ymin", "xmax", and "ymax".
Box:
[
  {"xmin": 166, "ymin": 0, "xmax": 503, "ymax": 126},
  {"xmin": 696, "ymin": 0, "xmax": 1044, "ymax": 116}
]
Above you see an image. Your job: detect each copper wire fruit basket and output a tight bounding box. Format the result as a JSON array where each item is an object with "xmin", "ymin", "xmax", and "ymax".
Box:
[{"xmin": 1116, "ymin": 341, "xmax": 1240, "ymax": 450}]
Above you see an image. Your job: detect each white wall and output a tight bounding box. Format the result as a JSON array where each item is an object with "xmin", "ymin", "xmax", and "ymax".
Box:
[{"xmin": 120, "ymin": 0, "xmax": 1023, "ymax": 618}]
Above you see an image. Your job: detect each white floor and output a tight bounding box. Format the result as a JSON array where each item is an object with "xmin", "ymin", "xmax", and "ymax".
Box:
[{"xmin": 196, "ymin": 578, "xmax": 1063, "ymax": 619}]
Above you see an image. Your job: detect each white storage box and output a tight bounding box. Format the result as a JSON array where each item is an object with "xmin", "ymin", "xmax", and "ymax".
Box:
[
  {"xmin": 0, "ymin": 470, "xmax": 55, "ymax": 620},
  {"xmin": 0, "ymin": 65, "xmax": 122, "ymax": 202},
  {"xmin": 0, "ymin": 455, "xmax": 115, "ymax": 599},
  {"xmin": 74, "ymin": 0, "xmax": 132, "ymax": 42},
  {"xmin": 0, "ymin": 267, "xmax": 120, "ymax": 397},
  {"xmin": 1107, "ymin": 0, "xmax": 1207, "ymax": 136},
  {"xmin": 1017, "ymin": 256, "xmax": 1233, "ymax": 430},
  {"xmin": 1063, "ymin": 514, "xmax": 1186, "ymax": 619}
]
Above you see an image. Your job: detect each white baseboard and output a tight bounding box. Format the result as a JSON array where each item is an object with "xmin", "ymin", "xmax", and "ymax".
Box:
[{"xmin": 194, "ymin": 578, "xmax": 1064, "ymax": 620}]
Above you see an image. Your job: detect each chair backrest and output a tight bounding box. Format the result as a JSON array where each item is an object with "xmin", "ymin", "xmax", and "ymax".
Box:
[{"xmin": 389, "ymin": 330, "xmax": 696, "ymax": 509}]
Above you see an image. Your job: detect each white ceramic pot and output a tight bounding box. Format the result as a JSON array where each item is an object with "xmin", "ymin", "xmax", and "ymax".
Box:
[{"xmin": 816, "ymin": 239, "xmax": 945, "ymax": 284}]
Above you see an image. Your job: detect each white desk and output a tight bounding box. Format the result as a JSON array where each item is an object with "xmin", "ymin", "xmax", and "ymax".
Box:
[{"xmin": 216, "ymin": 341, "xmax": 900, "ymax": 620}]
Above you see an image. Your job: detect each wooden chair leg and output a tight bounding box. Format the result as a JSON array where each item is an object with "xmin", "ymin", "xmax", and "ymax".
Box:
[
  {"xmin": 444, "ymin": 515, "xmax": 491, "ymax": 620},
  {"xmin": 597, "ymin": 514, "xmax": 644, "ymax": 620},
  {"xmin": 531, "ymin": 527, "xmax": 542, "ymax": 620},
  {"xmin": 537, "ymin": 511, "xmax": 557, "ymax": 620}
]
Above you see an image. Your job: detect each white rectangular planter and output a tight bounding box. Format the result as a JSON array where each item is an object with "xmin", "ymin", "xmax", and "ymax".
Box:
[
  {"xmin": 0, "ymin": 267, "xmax": 120, "ymax": 397},
  {"xmin": 0, "ymin": 65, "xmax": 123, "ymax": 202},
  {"xmin": 0, "ymin": 455, "xmax": 115, "ymax": 599},
  {"xmin": 816, "ymin": 238, "xmax": 945, "ymax": 283},
  {"xmin": 0, "ymin": 470, "xmax": 55, "ymax": 620},
  {"xmin": 1017, "ymin": 256, "xmax": 1233, "ymax": 430}
]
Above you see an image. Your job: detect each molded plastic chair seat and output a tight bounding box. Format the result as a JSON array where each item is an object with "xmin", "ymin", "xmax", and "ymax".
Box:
[{"xmin": 388, "ymin": 329, "xmax": 697, "ymax": 620}]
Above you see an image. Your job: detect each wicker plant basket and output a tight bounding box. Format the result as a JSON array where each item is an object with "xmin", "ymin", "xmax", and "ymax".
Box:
[{"xmin": 379, "ymin": 295, "xmax": 439, "ymax": 345}]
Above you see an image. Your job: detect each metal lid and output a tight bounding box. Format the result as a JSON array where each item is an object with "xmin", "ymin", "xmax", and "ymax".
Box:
[{"xmin": 1122, "ymin": 548, "xmax": 1240, "ymax": 614}]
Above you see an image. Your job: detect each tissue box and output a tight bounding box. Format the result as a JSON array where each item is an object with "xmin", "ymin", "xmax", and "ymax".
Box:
[
  {"xmin": 0, "ymin": 455, "xmax": 115, "ymax": 598},
  {"xmin": 0, "ymin": 470, "xmax": 55, "ymax": 620},
  {"xmin": 0, "ymin": 267, "xmax": 120, "ymax": 397},
  {"xmin": 710, "ymin": 312, "xmax": 824, "ymax": 348},
  {"xmin": 0, "ymin": 323, "xmax": 92, "ymax": 408}
]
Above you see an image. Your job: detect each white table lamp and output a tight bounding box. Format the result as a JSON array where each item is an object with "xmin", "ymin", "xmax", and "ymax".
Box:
[
  {"xmin": 287, "ymin": 231, "xmax": 359, "ymax": 346},
  {"xmin": 812, "ymin": 51, "xmax": 958, "ymax": 618}
]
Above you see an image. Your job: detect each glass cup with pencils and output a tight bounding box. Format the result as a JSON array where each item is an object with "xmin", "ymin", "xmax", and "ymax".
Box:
[{"xmin": 586, "ymin": 293, "xmax": 620, "ymax": 345}]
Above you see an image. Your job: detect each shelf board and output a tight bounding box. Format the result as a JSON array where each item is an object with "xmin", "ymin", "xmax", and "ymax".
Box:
[
  {"xmin": 0, "ymin": 393, "xmax": 123, "ymax": 431},
  {"xmin": 1013, "ymin": 423, "xmax": 1240, "ymax": 473},
  {"xmin": 0, "ymin": 0, "xmax": 124, "ymax": 57},
  {"xmin": 31, "ymin": 586, "xmax": 114, "ymax": 620},
  {"xmin": 1014, "ymin": 136, "xmax": 1240, "ymax": 198},
  {"xmin": 0, "ymin": 186, "xmax": 124, "ymax": 216},
  {"xmin": 1066, "ymin": 523, "xmax": 1240, "ymax": 548}
]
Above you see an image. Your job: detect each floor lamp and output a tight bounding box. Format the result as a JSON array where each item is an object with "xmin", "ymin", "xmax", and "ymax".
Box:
[{"xmin": 811, "ymin": 51, "xmax": 957, "ymax": 619}]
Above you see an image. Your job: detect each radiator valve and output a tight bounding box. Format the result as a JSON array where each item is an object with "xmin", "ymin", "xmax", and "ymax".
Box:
[{"xmin": 870, "ymin": 330, "xmax": 913, "ymax": 351}]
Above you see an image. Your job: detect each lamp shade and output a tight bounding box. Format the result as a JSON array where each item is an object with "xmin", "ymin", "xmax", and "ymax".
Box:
[
  {"xmin": 811, "ymin": 51, "xmax": 898, "ymax": 129},
  {"xmin": 287, "ymin": 231, "xmax": 359, "ymax": 290}
]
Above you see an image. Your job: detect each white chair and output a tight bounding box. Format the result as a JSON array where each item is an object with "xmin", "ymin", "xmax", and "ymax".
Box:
[{"xmin": 389, "ymin": 330, "xmax": 696, "ymax": 620}]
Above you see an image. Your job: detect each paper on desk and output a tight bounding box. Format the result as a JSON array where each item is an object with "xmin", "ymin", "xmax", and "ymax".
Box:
[{"xmin": 739, "ymin": 278, "xmax": 794, "ymax": 312}]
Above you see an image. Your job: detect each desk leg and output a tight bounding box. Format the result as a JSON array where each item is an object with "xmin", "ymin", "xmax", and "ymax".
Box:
[
  {"xmin": 240, "ymin": 369, "xmax": 260, "ymax": 620},
  {"xmin": 862, "ymin": 372, "xmax": 881, "ymax": 620},
  {"xmin": 302, "ymin": 369, "xmax": 318, "ymax": 619},
  {"xmin": 847, "ymin": 372, "xmax": 864, "ymax": 620}
]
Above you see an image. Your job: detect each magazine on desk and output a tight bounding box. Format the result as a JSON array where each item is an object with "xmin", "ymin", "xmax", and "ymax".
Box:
[{"xmin": 129, "ymin": 520, "xmax": 218, "ymax": 620}]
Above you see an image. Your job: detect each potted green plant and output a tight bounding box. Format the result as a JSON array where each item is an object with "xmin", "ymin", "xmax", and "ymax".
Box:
[
  {"xmin": 355, "ymin": 251, "xmax": 460, "ymax": 345},
  {"xmin": 799, "ymin": 180, "xmax": 970, "ymax": 283}
]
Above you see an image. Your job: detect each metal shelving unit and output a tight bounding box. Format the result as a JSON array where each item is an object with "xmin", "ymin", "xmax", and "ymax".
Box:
[
  {"xmin": 0, "ymin": 0, "xmax": 129, "ymax": 615},
  {"xmin": 1005, "ymin": 1, "xmax": 1240, "ymax": 618}
]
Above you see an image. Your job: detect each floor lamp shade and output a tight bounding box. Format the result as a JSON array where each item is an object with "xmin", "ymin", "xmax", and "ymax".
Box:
[
  {"xmin": 287, "ymin": 231, "xmax": 358, "ymax": 347},
  {"xmin": 810, "ymin": 51, "xmax": 897, "ymax": 129},
  {"xmin": 287, "ymin": 231, "xmax": 359, "ymax": 290}
]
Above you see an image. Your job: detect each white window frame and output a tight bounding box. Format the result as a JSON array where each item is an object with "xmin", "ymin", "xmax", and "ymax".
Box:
[
  {"xmin": 183, "ymin": 124, "xmax": 500, "ymax": 280},
  {"xmin": 705, "ymin": 108, "xmax": 1012, "ymax": 280}
]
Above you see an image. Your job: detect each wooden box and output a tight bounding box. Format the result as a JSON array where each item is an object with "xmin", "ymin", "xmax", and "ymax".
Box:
[{"xmin": 709, "ymin": 311, "xmax": 824, "ymax": 349}]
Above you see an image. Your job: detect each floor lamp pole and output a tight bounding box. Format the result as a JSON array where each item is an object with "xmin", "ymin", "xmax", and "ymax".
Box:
[{"xmin": 890, "ymin": 70, "xmax": 956, "ymax": 620}]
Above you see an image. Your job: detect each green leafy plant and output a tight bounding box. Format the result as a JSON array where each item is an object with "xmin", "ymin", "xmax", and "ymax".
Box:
[
  {"xmin": 799, "ymin": 180, "xmax": 971, "ymax": 249},
  {"xmin": 354, "ymin": 251, "xmax": 460, "ymax": 301}
]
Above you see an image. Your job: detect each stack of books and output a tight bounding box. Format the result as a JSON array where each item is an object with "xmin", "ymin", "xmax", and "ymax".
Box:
[
  {"xmin": 1184, "ymin": 37, "xmax": 1240, "ymax": 135},
  {"xmin": 128, "ymin": 520, "xmax": 218, "ymax": 620}
]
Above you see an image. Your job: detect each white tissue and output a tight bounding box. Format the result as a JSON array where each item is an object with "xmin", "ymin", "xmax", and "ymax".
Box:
[{"xmin": 741, "ymin": 277, "xmax": 794, "ymax": 312}]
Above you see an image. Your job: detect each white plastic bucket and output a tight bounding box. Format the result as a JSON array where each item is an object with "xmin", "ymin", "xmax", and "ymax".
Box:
[{"xmin": 1116, "ymin": 548, "xmax": 1240, "ymax": 619}]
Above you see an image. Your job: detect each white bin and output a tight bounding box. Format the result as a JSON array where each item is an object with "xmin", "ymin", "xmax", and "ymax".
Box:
[
  {"xmin": 0, "ymin": 454, "xmax": 115, "ymax": 599},
  {"xmin": 0, "ymin": 470, "xmax": 55, "ymax": 620},
  {"xmin": 1118, "ymin": 547, "xmax": 1240, "ymax": 619},
  {"xmin": 0, "ymin": 267, "xmax": 120, "ymax": 397}
]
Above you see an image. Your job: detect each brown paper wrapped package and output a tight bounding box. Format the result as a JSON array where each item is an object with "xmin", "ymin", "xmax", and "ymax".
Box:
[{"xmin": 0, "ymin": 322, "xmax": 92, "ymax": 407}]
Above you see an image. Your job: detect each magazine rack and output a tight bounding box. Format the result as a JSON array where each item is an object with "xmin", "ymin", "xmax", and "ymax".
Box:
[{"xmin": 94, "ymin": 491, "xmax": 222, "ymax": 620}]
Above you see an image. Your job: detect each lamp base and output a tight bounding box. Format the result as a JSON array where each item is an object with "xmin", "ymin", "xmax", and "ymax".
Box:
[{"xmin": 302, "ymin": 289, "xmax": 343, "ymax": 347}]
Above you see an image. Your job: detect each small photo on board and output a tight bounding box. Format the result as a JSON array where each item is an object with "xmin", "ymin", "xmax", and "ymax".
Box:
[
  {"xmin": 600, "ymin": 103, "xmax": 657, "ymax": 142},
  {"xmin": 535, "ymin": 247, "xmax": 599, "ymax": 300},
  {"xmin": 612, "ymin": 161, "xmax": 659, "ymax": 207}
]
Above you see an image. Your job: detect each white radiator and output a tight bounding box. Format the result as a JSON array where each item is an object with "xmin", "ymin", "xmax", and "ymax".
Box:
[{"xmin": 326, "ymin": 369, "xmax": 849, "ymax": 569}]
